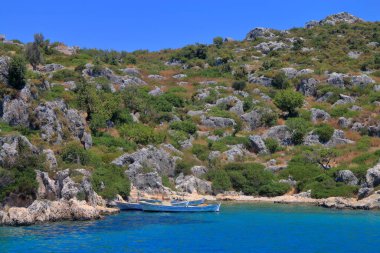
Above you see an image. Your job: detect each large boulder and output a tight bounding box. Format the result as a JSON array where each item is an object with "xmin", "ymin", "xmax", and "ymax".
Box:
[
  {"xmin": 366, "ymin": 163, "xmax": 380, "ymax": 188},
  {"xmin": 200, "ymin": 116, "xmax": 236, "ymax": 128},
  {"xmin": 112, "ymin": 146, "xmax": 177, "ymax": 191},
  {"xmin": 1, "ymin": 96, "xmax": 30, "ymax": 127},
  {"xmin": 241, "ymin": 107, "xmax": 275, "ymax": 131},
  {"xmin": 245, "ymin": 27, "xmax": 277, "ymax": 41},
  {"xmin": 311, "ymin": 108, "xmax": 330, "ymax": 123},
  {"xmin": 254, "ymin": 41, "xmax": 289, "ymax": 54},
  {"xmin": 0, "ymin": 135, "xmax": 38, "ymax": 166},
  {"xmin": 297, "ymin": 78, "xmax": 318, "ymax": 97},
  {"xmin": 175, "ymin": 174, "xmax": 212, "ymax": 195},
  {"xmin": 326, "ymin": 72, "xmax": 347, "ymax": 88},
  {"xmin": 248, "ymin": 75, "xmax": 273, "ymax": 86},
  {"xmin": 191, "ymin": 166, "xmax": 208, "ymax": 177},
  {"xmin": 351, "ymin": 75, "xmax": 375, "ymax": 87},
  {"xmin": 223, "ymin": 145, "xmax": 246, "ymax": 162},
  {"xmin": 326, "ymin": 130, "xmax": 354, "ymax": 147},
  {"xmin": 216, "ymin": 96, "xmax": 244, "ymax": 115},
  {"xmin": 248, "ymin": 135, "xmax": 268, "ymax": 155},
  {"xmin": 262, "ymin": 125, "xmax": 292, "ymax": 146},
  {"xmin": 335, "ymin": 170, "xmax": 358, "ymax": 186}
]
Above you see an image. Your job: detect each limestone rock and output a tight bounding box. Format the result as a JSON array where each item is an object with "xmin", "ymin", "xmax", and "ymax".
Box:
[
  {"xmin": 248, "ymin": 135, "xmax": 268, "ymax": 155},
  {"xmin": 200, "ymin": 115, "xmax": 236, "ymax": 128},
  {"xmin": 175, "ymin": 174, "xmax": 212, "ymax": 195},
  {"xmin": 245, "ymin": 27, "xmax": 278, "ymax": 41},
  {"xmin": 262, "ymin": 125, "xmax": 292, "ymax": 146},
  {"xmin": 297, "ymin": 78, "xmax": 318, "ymax": 96},
  {"xmin": 366, "ymin": 163, "xmax": 380, "ymax": 188},
  {"xmin": 191, "ymin": 166, "xmax": 208, "ymax": 177},
  {"xmin": 311, "ymin": 108, "xmax": 330, "ymax": 123},
  {"xmin": 335, "ymin": 170, "xmax": 358, "ymax": 186},
  {"xmin": 248, "ymin": 75, "xmax": 273, "ymax": 86}
]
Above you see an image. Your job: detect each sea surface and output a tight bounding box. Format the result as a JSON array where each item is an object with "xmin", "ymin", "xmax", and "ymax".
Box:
[{"xmin": 0, "ymin": 203, "xmax": 379, "ymax": 253}]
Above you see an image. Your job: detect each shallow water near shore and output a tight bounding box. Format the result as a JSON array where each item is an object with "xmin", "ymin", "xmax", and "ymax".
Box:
[{"xmin": 1, "ymin": 203, "xmax": 379, "ymax": 253}]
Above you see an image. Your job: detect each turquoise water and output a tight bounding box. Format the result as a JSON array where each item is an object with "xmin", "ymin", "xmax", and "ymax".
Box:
[{"xmin": 0, "ymin": 203, "xmax": 379, "ymax": 253}]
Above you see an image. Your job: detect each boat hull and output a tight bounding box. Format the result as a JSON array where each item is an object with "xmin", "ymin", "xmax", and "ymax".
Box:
[
  {"xmin": 116, "ymin": 202, "xmax": 142, "ymax": 211},
  {"xmin": 140, "ymin": 202, "xmax": 221, "ymax": 212},
  {"xmin": 171, "ymin": 198, "xmax": 205, "ymax": 206}
]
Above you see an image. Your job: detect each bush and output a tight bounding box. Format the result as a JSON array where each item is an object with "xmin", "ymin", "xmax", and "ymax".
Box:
[
  {"xmin": 264, "ymin": 138, "xmax": 279, "ymax": 153},
  {"xmin": 52, "ymin": 69, "xmax": 81, "ymax": 82},
  {"xmin": 314, "ymin": 124, "xmax": 334, "ymax": 143},
  {"xmin": 62, "ymin": 142, "xmax": 90, "ymax": 165},
  {"xmin": 213, "ymin": 37, "xmax": 224, "ymax": 48},
  {"xmin": 302, "ymin": 174, "xmax": 358, "ymax": 199},
  {"xmin": 232, "ymin": 81, "xmax": 247, "ymax": 91},
  {"xmin": 286, "ymin": 117, "xmax": 311, "ymax": 145},
  {"xmin": 274, "ymin": 89, "xmax": 304, "ymax": 115},
  {"xmin": 170, "ymin": 121, "xmax": 197, "ymax": 135},
  {"xmin": 279, "ymin": 155, "xmax": 322, "ymax": 182},
  {"xmin": 271, "ymin": 72, "xmax": 290, "ymax": 89},
  {"xmin": 91, "ymin": 165, "xmax": 130, "ymax": 199},
  {"xmin": 210, "ymin": 169, "xmax": 232, "ymax": 193},
  {"xmin": 7, "ymin": 55, "xmax": 27, "ymax": 90},
  {"xmin": 175, "ymin": 161, "xmax": 192, "ymax": 176},
  {"xmin": 191, "ymin": 144, "xmax": 210, "ymax": 161},
  {"xmin": 119, "ymin": 123, "xmax": 165, "ymax": 145},
  {"xmin": 258, "ymin": 182, "xmax": 290, "ymax": 197}
]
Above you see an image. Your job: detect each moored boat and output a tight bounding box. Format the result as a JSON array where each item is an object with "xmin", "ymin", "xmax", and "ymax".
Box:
[
  {"xmin": 140, "ymin": 202, "xmax": 221, "ymax": 212},
  {"xmin": 115, "ymin": 201, "xmax": 142, "ymax": 211},
  {"xmin": 171, "ymin": 198, "xmax": 205, "ymax": 206}
]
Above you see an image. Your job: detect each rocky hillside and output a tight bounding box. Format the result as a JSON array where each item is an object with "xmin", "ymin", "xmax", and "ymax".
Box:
[{"xmin": 1, "ymin": 12, "xmax": 380, "ymax": 220}]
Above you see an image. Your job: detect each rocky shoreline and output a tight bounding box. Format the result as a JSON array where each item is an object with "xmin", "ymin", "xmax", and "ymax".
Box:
[{"xmin": 1, "ymin": 191, "xmax": 380, "ymax": 226}]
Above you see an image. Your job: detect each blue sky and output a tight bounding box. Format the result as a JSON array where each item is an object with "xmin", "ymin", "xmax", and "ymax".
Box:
[{"xmin": 1, "ymin": 0, "xmax": 379, "ymax": 52}]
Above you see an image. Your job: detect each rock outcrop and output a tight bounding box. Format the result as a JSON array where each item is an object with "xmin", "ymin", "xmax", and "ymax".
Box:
[
  {"xmin": 262, "ymin": 125, "xmax": 292, "ymax": 146},
  {"xmin": 248, "ymin": 135, "xmax": 268, "ymax": 155},
  {"xmin": 112, "ymin": 146, "xmax": 177, "ymax": 192},
  {"xmin": 335, "ymin": 170, "xmax": 358, "ymax": 186},
  {"xmin": 175, "ymin": 174, "xmax": 212, "ymax": 195}
]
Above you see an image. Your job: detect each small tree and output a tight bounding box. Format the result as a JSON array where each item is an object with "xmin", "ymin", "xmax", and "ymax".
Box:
[
  {"xmin": 7, "ymin": 55, "xmax": 27, "ymax": 90},
  {"xmin": 25, "ymin": 42, "xmax": 43, "ymax": 70},
  {"xmin": 213, "ymin": 36, "xmax": 224, "ymax": 48},
  {"xmin": 232, "ymin": 81, "xmax": 247, "ymax": 91},
  {"xmin": 33, "ymin": 33, "xmax": 45, "ymax": 47},
  {"xmin": 274, "ymin": 89, "xmax": 304, "ymax": 116},
  {"xmin": 304, "ymin": 147, "xmax": 337, "ymax": 170}
]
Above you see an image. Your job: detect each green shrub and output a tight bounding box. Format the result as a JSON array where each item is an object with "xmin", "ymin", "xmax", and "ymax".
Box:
[
  {"xmin": 271, "ymin": 72, "xmax": 290, "ymax": 89},
  {"xmin": 7, "ymin": 55, "xmax": 27, "ymax": 90},
  {"xmin": 62, "ymin": 142, "xmax": 90, "ymax": 165},
  {"xmin": 119, "ymin": 123, "xmax": 165, "ymax": 145},
  {"xmin": 302, "ymin": 174, "xmax": 358, "ymax": 199},
  {"xmin": 286, "ymin": 117, "xmax": 311, "ymax": 145},
  {"xmin": 258, "ymin": 182, "xmax": 290, "ymax": 197},
  {"xmin": 175, "ymin": 161, "xmax": 192, "ymax": 176},
  {"xmin": 314, "ymin": 124, "xmax": 334, "ymax": 143},
  {"xmin": 162, "ymin": 175, "xmax": 175, "ymax": 190},
  {"xmin": 232, "ymin": 81, "xmax": 247, "ymax": 91},
  {"xmin": 192, "ymin": 144, "xmax": 210, "ymax": 161},
  {"xmin": 264, "ymin": 138, "xmax": 279, "ymax": 153},
  {"xmin": 91, "ymin": 165, "xmax": 130, "ymax": 199},
  {"xmin": 170, "ymin": 121, "xmax": 197, "ymax": 135},
  {"xmin": 213, "ymin": 37, "xmax": 224, "ymax": 48},
  {"xmin": 227, "ymin": 170, "xmax": 247, "ymax": 192},
  {"xmin": 210, "ymin": 169, "xmax": 232, "ymax": 193},
  {"xmin": 52, "ymin": 69, "xmax": 81, "ymax": 82},
  {"xmin": 274, "ymin": 89, "xmax": 304, "ymax": 115},
  {"xmin": 279, "ymin": 155, "xmax": 322, "ymax": 182}
]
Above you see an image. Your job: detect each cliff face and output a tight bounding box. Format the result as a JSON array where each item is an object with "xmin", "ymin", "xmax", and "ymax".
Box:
[{"xmin": 1, "ymin": 12, "xmax": 380, "ymax": 223}]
